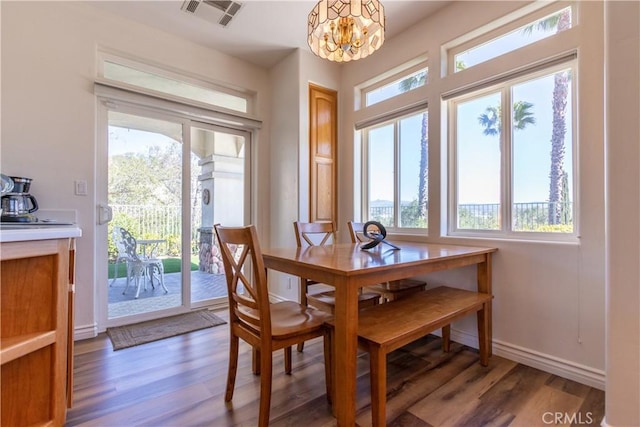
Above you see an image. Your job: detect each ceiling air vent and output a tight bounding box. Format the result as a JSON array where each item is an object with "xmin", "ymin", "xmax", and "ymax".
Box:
[{"xmin": 180, "ymin": 0, "xmax": 243, "ymax": 28}]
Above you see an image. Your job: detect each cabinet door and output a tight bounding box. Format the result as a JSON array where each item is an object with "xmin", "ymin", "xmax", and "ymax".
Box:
[
  {"xmin": 1, "ymin": 239, "xmax": 70, "ymax": 426},
  {"xmin": 67, "ymin": 239, "xmax": 76, "ymax": 408},
  {"xmin": 309, "ymin": 84, "xmax": 338, "ymax": 223}
]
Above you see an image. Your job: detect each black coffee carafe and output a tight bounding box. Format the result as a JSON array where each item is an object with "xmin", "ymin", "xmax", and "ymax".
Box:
[{"xmin": 1, "ymin": 176, "xmax": 39, "ymax": 222}]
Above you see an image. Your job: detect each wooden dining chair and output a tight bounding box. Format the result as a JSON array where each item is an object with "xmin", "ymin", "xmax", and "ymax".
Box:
[
  {"xmin": 293, "ymin": 221, "xmax": 380, "ymax": 351},
  {"xmin": 347, "ymin": 221, "xmax": 428, "ymax": 302},
  {"xmin": 214, "ymin": 224, "xmax": 333, "ymax": 427}
]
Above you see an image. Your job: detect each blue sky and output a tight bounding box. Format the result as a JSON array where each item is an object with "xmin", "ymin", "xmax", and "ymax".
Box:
[
  {"xmin": 369, "ymin": 70, "xmax": 573, "ymax": 206},
  {"xmin": 368, "ymin": 9, "xmax": 573, "ymax": 206}
]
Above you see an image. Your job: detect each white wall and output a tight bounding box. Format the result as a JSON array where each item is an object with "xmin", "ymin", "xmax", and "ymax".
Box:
[
  {"xmin": 268, "ymin": 51, "xmax": 301, "ymax": 299},
  {"xmin": 605, "ymin": 1, "xmax": 640, "ymax": 425},
  {"xmin": 268, "ymin": 49, "xmax": 340, "ymax": 300},
  {"xmin": 334, "ymin": 1, "xmax": 606, "ymax": 388},
  {"xmin": 1, "ymin": 2, "xmax": 271, "ymax": 337}
]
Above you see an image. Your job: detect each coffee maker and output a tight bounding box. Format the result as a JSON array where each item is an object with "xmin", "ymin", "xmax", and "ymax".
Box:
[{"xmin": 1, "ymin": 176, "xmax": 39, "ymax": 222}]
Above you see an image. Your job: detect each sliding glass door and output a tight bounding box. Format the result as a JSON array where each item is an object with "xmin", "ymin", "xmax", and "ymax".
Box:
[
  {"xmin": 190, "ymin": 123, "xmax": 248, "ymax": 306},
  {"xmin": 105, "ymin": 110, "xmax": 184, "ymax": 322},
  {"xmin": 99, "ymin": 106, "xmax": 250, "ymax": 326}
]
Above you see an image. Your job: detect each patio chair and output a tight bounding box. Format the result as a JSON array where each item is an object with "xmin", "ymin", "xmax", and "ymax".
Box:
[
  {"xmin": 111, "ymin": 226, "xmax": 131, "ymax": 287},
  {"xmin": 112, "ymin": 226, "xmax": 168, "ymax": 298}
]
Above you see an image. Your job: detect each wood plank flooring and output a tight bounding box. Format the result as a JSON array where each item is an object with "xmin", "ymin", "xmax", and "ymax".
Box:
[{"xmin": 67, "ymin": 310, "xmax": 604, "ymax": 426}]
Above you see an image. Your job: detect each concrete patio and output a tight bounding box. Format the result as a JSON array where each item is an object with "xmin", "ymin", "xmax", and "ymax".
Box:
[{"xmin": 108, "ymin": 270, "xmax": 227, "ymax": 318}]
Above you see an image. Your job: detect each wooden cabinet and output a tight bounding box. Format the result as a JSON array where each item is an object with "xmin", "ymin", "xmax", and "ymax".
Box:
[
  {"xmin": 1, "ymin": 237, "xmax": 76, "ymax": 427},
  {"xmin": 309, "ymin": 84, "xmax": 338, "ymax": 224}
]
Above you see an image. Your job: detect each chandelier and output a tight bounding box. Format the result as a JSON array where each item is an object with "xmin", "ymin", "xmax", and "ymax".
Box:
[{"xmin": 307, "ymin": 0, "xmax": 385, "ymax": 63}]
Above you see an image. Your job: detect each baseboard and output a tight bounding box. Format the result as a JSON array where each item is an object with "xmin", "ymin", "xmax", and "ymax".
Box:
[
  {"xmin": 74, "ymin": 323, "xmax": 98, "ymax": 341},
  {"xmin": 449, "ymin": 328, "xmax": 605, "ymax": 390},
  {"xmin": 264, "ymin": 295, "xmax": 606, "ymax": 390}
]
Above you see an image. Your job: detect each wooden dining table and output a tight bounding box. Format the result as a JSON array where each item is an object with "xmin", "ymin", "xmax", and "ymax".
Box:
[{"xmin": 262, "ymin": 241, "xmax": 497, "ymax": 426}]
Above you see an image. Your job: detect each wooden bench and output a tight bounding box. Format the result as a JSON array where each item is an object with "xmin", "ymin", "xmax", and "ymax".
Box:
[{"xmin": 348, "ymin": 286, "xmax": 493, "ymax": 426}]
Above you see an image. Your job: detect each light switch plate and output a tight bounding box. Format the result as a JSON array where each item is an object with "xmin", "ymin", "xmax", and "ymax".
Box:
[{"xmin": 75, "ymin": 180, "xmax": 88, "ymax": 196}]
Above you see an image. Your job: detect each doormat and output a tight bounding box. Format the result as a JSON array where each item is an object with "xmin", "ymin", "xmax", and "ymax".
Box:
[{"xmin": 107, "ymin": 310, "xmax": 226, "ymax": 351}]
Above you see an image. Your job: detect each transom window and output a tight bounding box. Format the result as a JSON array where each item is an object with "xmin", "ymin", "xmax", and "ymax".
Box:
[
  {"xmin": 450, "ymin": 5, "xmax": 573, "ymax": 73},
  {"xmin": 364, "ymin": 68, "xmax": 428, "ymax": 107},
  {"xmin": 99, "ymin": 54, "xmax": 251, "ymax": 114}
]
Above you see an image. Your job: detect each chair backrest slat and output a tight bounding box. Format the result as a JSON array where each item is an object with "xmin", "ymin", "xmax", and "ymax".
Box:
[
  {"xmin": 293, "ymin": 221, "xmax": 336, "ymax": 248},
  {"xmin": 113, "ymin": 226, "xmax": 141, "ymax": 261},
  {"xmin": 347, "ymin": 221, "xmax": 381, "ymax": 244}
]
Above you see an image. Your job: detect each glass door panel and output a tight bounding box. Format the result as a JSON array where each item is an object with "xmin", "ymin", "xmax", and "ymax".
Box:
[
  {"xmin": 190, "ymin": 124, "xmax": 247, "ymax": 306},
  {"xmin": 107, "ymin": 111, "xmax": 184, "ymax": 320}
]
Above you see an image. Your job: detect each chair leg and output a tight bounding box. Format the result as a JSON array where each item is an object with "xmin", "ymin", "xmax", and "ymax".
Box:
[
  {"xmin": 147, "ymin": 264, "xmax": 155, "ymax": 289},
  {"xmin": 370, "ymin": 347, "xmax": 387, "ymax": 427},
  {"xmin": 257, "ymin": 349, "xmax": 273, "ymax": 427},
  {"xmin": 225, "ymin": 334, "xmax": 239, "ymax": 402},
  {"xmin": 110, "ymin": 259, "xmax": 119, "ymax": 286},
  {"xmin": 142, "ymin": 267, "xmax": 149, "ymax": 292},
  {"xmin": 122, "ymin": 264, "xmax": 132, "ymax": 295},
  {"xmin": 252, "ymin": 347, "xmax": 261, "ymax": 375},
  {"xmin": 284, "ymin": 346, "xmax": 292, "ymax": 374},
  {"xmin": 134, "ymin": 271, "xmax": 142, "ymax": 299},
  {"xmin": 157, "ymin": 263, "xmax": 168, "ymax": 293},
  {"xmin": 323, "ymin": 330, "xmax": 333, "ymax": 404},
  {"xmin": 442, "ymin": 324, "xmax": 451, "ymax": 352},
  {"xmin": 297, "ymin": 278, "xmax": 309, "ymax": 352},
  {"xmin": 477, "ymin": 303, "xmax": 490, "ymax": 366}
]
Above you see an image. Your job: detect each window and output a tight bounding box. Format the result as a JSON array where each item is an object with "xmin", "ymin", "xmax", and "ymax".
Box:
[
  {"xmin": 450, "ymin": 5, "xmax": 573, "ymax": 73},
  {"xmin": 363, "ymin": 110, "xmax": 428, "ymax": 230},
  {"xmin": 450, "ymin": 63, "xmax": 575, "ymax": 235},
  {"xmin": 99, "ymin": 54, "xmax": 251, "ymax": 114},
  {"xmin": 357, "ymin": 58, "xmax": 429, "ymax": 232},
  {"xmin": 364, "ymin": 68, "xmax": 428, "ymax": 107}
]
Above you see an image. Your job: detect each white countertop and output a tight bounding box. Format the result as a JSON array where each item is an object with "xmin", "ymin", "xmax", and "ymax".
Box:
[{"xmin": 0, "ymin": 225, "xmax": 82, "ymax": 242}]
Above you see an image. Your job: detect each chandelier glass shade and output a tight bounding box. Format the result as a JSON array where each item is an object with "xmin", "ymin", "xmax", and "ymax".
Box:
[{"xmin": 307, "ymin": 0, "xmax": 385, "ymax": 63}]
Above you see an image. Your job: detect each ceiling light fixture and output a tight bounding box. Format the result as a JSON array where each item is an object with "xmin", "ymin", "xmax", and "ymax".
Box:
[{"xmin": 307, "ymin": 0, "xmax": 385, "ymax": 63}]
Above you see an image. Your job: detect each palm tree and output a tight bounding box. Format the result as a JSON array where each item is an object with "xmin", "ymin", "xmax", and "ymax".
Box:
[
  {"xmin": 399, "ymin": 70, "xmax": 428, "ymax": 217},
  {"xmin": 524, "ymin": 8, "xmax": 572, "ymax": 224},
  {"xmin": 478, "ymin": 101, "xmax": 536, "ymax": 136},
  {"xmin": 477, "ymin": 101, "xmax": 535, "ymax": 228}
]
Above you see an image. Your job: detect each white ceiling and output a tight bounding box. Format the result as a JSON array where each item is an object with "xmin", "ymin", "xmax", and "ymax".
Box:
[{"xmin": 88, "ymin": 1, "xmax": 451, "ymax": 69}]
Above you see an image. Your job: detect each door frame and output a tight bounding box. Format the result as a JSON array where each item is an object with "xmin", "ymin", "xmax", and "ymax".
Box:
[{"xmin": 96, "ymin": 100, "xmax": 253, "ymax": 329}]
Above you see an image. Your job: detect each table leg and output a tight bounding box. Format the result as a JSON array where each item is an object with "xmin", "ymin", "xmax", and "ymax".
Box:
[
  {"xmin": 333, "ymin": 277, "xmax": 359, "ymax": 426},
  {"xmin": 477, "ymin": 254, "xmax": 493, "ymax": 356}
]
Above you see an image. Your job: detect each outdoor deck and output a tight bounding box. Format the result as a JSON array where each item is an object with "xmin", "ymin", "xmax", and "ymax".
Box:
[{"xmin": 108, "ymin": 270, "xmax": 227, "ymax": 318}]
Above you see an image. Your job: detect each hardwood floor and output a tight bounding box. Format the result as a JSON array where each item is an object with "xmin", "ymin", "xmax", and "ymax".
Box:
[{"xmin": 67, "ymin": 310, "xmax": 604, "ymax": 426}]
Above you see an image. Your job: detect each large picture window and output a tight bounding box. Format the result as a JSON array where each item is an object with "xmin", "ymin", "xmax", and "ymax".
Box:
[{"xmin": 450, "ymin": 63, "xmax": 575, "ymax": 236}]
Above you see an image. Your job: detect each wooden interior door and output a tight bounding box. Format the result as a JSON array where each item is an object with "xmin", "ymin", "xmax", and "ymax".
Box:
[{"xmin": 309, "ymin": 84, "xmax": 337, "ymax": 223}]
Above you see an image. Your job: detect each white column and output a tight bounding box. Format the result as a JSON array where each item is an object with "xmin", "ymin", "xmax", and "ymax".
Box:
[{"xmin": 605, "ymin": 1, "xmax": 640, "ymax": 425}]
